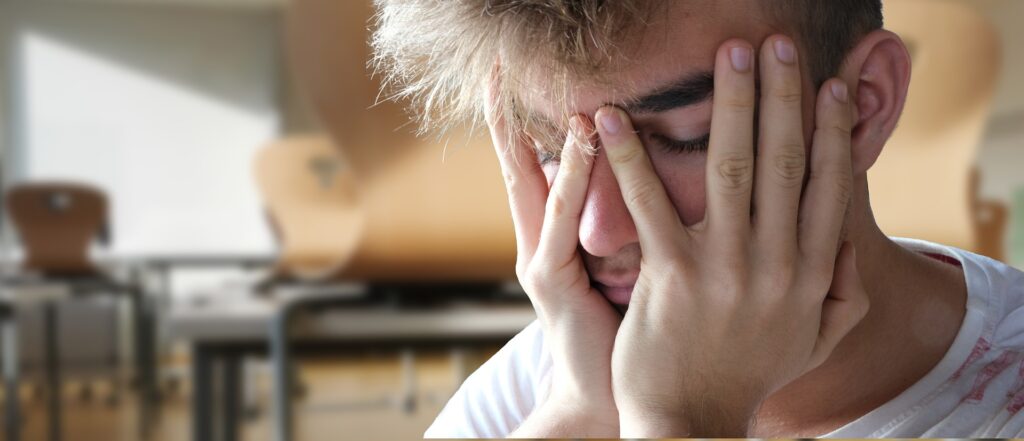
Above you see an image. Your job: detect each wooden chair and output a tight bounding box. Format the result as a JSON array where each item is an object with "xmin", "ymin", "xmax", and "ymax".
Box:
[
  {"xmin": 253, "ymin": 136, "xmax": 364, "ymax": 281},
  {"xmin": 283, "ymin": 0, "xmax": 516, "ymax": 283},
  {"xmin": 6, "ymin": 182, "xmax": 108, "ymax": 276},
  {"xmin": 870, "ymin": 0, "xmax": 1001, "ymax": 253},
  {"xmin": 2, "ymin": 181, "xmax": 155, "ymax": 441}
]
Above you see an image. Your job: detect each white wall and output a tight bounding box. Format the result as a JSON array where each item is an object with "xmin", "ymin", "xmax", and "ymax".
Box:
[{"xmin": 1, "ymin": 1, "xmax": 287, "ymax": 257}]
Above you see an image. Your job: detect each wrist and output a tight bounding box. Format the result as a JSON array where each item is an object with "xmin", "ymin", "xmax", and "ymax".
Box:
[
  {"xmin": 513, "ymin": 393, "xmax": 618, "ymax": 438},
  {"xmin": 618, "ymin": 400, "xmax": 754, "ymax": 438},
  {"xmin": 544, "ymin": 390, "xmax": 619, "ymax": 426}
]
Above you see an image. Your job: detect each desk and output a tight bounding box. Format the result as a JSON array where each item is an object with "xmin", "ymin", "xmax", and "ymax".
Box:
[
  {"xmin": 0, "ymin": 278, "xmax": 149, "ymax": 441},
  {"xmin": 169, "ymin": 287, "xmax": 535, "ymax": 441},
  {"xmin": 0, "ymin": 250, "xmax": 275, "ymax": 441}
]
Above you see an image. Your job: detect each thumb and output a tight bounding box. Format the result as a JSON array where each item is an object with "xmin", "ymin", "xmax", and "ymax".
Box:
[{"xmin": 807, "ymin": 241, "xmax": 870, "ymax": 371}]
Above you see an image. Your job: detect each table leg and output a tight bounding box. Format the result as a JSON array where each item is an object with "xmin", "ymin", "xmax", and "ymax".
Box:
[
  {"xmin": 44, "ymin": 302, "xmax": 61, "ymax": 441},
  {"xmin": 2, "ymin": 312, "xmax": 20, "ymax": 441},
  {"xmin": 221, "ymin": 354, "xmax": 241, "ymax": 441},
  {"xmin": 130, "ymin": 285, "xmax": 154, "ymax": 438},
  {"xmin": 191, "ymin": 343, "xmax": 214, "ymax": 441},
  {"xmin": 270, "ymin": 310, "xmax": 293, "ymax": 441}
]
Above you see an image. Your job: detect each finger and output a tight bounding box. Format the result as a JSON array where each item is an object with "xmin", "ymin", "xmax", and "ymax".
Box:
[
  {"xmin": 485, "ymin": 73, "xmax": 549, "ymax": 260},
  {"xmin": 705, "ymin": 40, "xmax": 757, "ymax": 244},
  {"xmin": 798, "ymin": 78, "xmax": 854, "ymax": 263},
  {"xmin": 754, "ymin": 35, "xmax": 806, "ymax": 256},
  {"xmin": 534, "ymin": 116, "xmax": 596, "ymax": 266},
  {"xmin": 596, "ymin": 106, "xmax": 687, "ymax": 260},
  {"xmin": 807, "ymin": 242, "xmax": 869, "ymax": 371}
]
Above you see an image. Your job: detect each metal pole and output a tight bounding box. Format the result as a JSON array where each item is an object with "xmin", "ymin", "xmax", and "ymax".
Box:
[
  {"xmin": 270, "ymin": 307, "xmax": 293, "ymax": 441},
  {"xmin": 44, "ymin": 302, "xmax": 61, "ymax": 441},
  {"xmin": 191, "ymin": 344, "xmax": 213, "ymax": 441},
  {"xmin": 3, "ymin": 309, "xmax": 20, "ymax": 441}
]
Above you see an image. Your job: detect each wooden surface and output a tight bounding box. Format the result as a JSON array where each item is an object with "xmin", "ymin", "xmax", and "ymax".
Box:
[{"xmin": 277, "ymin": 0, "xmax": 517, "ymax": 281}]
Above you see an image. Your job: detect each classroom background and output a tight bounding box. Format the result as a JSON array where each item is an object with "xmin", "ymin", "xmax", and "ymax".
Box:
[{"xmin": 0, "ymin": 0, "xmax": 1021, "ymax": 440}]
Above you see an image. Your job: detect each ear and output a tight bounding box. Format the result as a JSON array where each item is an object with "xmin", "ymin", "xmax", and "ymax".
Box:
[{"xmin": 837, "ymin": 30, "xmax": 912, "ymax": 175}]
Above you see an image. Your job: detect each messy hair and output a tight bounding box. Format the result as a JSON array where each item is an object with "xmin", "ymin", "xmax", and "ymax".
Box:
[{"xmin": 371, "ymin": 0, "xmax": 882, "ymax": 154}]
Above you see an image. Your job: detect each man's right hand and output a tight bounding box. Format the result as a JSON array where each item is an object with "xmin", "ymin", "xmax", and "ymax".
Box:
[{"xmin": 486, "ymin": 80, "xmax": 621, "ymax": 438}]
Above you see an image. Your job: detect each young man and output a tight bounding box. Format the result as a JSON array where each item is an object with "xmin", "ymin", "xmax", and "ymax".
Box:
[{"xmin": 372, "ymin": 0, "xmax": 1024, "ymax": 437}]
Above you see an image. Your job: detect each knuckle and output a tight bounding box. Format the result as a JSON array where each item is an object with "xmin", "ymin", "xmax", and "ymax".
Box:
[
  {"xmin": 546, "ymin": 191, "xmax": 569, "ymax": 218},
  {"xmin": 829, "ymin": 123, "xmax": 853, "ymax": 139},
  {"xmin": 801, "ymin": 262, "xmax": 835, "ymax": 292},
  {"xmin": 856, "ymin": 295, "xmax": 871, "ymax": 319},
  {"xmin": 771, "ymin": 148, "xmax": 807, "ymax": 186},
  {"xmin": 522, "ymin": 261, "xmax": 550, "ymax": 289},
  {"xmin": 723, "ymin": 95, "xmax": 756, "ymax": 112},
  {"xmin": 623, "ymin": 179, "xmax": 660, "ymax": 209},
  {"xmin": 514, "ymin": 261, "xmax": 529, "ymax": 282},
  {"xmin": 831, "ymin": 175, "xmax": 853, "ymax": 205},
  {"xmin": 772, "ymin": 86, "xmax": 802, "ymax": 104},
  {"xmin": 716, "ymin": 155, "xmax": 755, "ymax": 192},
  {"xmin": 557, "ymin": 153, "xmax": 581, "ymax": 176},
  {"xmin": 608, "ymin": 143, "xmax": 644, "ymax": 166},
  {"xmin": 502, "ymin": 169, "xmax": 519, "ymax": 189}
]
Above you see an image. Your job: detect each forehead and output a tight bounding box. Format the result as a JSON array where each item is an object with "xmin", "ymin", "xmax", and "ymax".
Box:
[{"xmin": 520, "ymin": 0, "xmax": 775, "ymax": 121}]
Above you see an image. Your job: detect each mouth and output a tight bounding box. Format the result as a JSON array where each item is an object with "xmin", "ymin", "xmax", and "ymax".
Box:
[{"xmin": 592, "ymin": 281, "xmax": 635, "ymax": 308}]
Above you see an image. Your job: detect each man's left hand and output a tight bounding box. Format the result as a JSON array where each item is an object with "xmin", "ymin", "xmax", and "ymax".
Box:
[{"xmin": 599, "ymin": 35, "xmax": 870, "ymax": 437}]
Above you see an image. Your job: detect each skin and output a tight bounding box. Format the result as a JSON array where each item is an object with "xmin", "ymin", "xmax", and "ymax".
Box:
[{"xmin": 490, "ymin": 0, "xmax": 969, "ymax": 437}]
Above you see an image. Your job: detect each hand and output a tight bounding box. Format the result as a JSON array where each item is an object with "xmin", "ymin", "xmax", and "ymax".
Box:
[
  {"xmin": 599, "ymin": 36, "xmax": 870, "ymax": 437},
  {"xmin": 484, "ymin": 77, "xmax": 622, "ymax": 437}
]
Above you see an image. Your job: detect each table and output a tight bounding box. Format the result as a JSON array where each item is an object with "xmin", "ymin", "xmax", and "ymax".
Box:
[
  {"xmin": 0, "ymin": 277, "xmax": 151, "ymax": 441},
  {"xmin": 168, "ymin": 285, "xmax": 535, "ymax": 441}
]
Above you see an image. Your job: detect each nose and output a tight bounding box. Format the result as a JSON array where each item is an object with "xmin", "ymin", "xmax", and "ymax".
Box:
[{"xmin": 579, "ymin": 148, "xmax": 639, "ymax": 257}]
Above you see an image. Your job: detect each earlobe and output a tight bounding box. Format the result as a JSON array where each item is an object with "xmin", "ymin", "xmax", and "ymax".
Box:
[{"xmin": 840, "ymin": 30, "xmax": 912, "ymax": 175}]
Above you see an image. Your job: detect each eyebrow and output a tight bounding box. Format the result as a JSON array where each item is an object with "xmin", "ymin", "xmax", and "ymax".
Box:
[{"xmin": 621, "ymin": 70, "xmax": 715, "ymax": 114}]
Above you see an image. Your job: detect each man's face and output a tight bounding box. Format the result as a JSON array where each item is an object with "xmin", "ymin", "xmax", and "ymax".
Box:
[{"xmin": 526, "ymin": 0, "xmax": 820, "ymax": 308}]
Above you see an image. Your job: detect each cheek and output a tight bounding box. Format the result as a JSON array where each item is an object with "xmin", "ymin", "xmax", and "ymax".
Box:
[{"xmin": 650, "ymin": 153, "xmax": 707, "ymax": 226}]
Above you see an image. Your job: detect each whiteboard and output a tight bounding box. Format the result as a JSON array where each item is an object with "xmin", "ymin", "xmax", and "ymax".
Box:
[{"xmin": 6, "ymin": 4, "xmax": 281, "ymax": 258}]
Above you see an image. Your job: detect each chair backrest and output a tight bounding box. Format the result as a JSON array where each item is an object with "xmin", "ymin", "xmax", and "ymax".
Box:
[
  {"xmin": 254, "ymin": 136, "xmax": 364, "ymax": 279},
  {"xmin": 5, "ymin": 182, "xmax": 108, "ymax": 275},
  {"xmin": 870, "ymin": 0, "xmax": 1001, "ymax": 251},
  {"xmin": 283, "ymin": 0, "xmax": 517, "ymax": 281}
]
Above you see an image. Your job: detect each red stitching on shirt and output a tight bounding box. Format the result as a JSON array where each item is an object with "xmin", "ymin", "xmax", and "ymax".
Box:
[
  {"xmin": 1006, "ymin": 359, "xmax": 1024, "ymax": 414},
  {"xmin": 961, "ymin": 350, "xmax": 1019, "ymax": 404},
  {"xmin": 953, "ymin": 337, "xmax": 992, "ymax": 381}
]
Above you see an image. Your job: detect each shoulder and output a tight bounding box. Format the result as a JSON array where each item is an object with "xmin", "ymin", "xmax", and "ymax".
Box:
[
  {"xmin": 893, "ymin": 237, "xmax": 1024, "ymax": 349},
  {"xmin": 424, "ymin": 320, "xmax": 551, "ymax": 438}
]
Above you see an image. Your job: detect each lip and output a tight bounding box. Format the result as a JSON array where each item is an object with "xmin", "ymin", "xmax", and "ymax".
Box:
[{"xmin": 593, "ymin": 281, "xmax": 636, "ymax": 306}]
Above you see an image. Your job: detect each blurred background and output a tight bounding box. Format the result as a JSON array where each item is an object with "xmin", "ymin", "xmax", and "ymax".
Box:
[{"xmin": 0, "ymin": 0, "xmax": 1019, "ymax": 440}]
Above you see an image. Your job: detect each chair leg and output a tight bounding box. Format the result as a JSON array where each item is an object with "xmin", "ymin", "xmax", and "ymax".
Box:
[
  {"xmin": 44, "ymin": 302, "xmax": 62, "ymax": 441},
  {"xmin": 3, "ymin": 313, "xmax": 21, "ymax": 441},
  {"xmin": 399, "ymin": 349, "xmax": 417, "ymax": 414}
]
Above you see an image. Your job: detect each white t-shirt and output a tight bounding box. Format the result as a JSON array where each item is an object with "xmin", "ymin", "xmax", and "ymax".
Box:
[{"xmin": 425, "ymin": 238, "xmax": 1024, "ymax": 438}]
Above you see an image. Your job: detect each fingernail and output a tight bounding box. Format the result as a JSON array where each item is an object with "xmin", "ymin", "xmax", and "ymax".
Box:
[
  {"xmin": 568, "ymin": 115, "xmax": 582, "ymax": 134},
  {"xmin": 598, "ymin": 109, "xmax": 622, "ymax": 135},
  {"xmin": 730, "ymin": 46, "xmax": 751, "ymax": 72},
  {"xmin": 774, "ymin": 38, "xmax": 796, "ymax": 65},
  {"xmin": 831, "ymin": 81, "xmax": 849, "ymax": 103}
]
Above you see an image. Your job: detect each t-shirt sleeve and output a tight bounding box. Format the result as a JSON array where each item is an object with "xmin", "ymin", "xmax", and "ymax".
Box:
[{"xmin": 423, "ymin": 320, "xmax": 548, "ymax": 438}]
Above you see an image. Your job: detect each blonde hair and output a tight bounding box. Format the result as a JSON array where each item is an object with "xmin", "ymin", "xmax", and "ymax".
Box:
[
  {"xmin": 370, "ymin": 1, "xmax": 882, "ymax": 154},
  {"xmin": 371, "ymin": 0, "xmax": 660, "ymax": 154}
]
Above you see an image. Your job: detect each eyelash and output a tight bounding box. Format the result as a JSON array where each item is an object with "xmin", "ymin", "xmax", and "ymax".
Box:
[
  {"xmin": 537, "ymin": 132, "xmax": 709, "ymax": 165},
  {"xmin": 649, "ymin": 132, "xmax": 710, "ymax": 154}
]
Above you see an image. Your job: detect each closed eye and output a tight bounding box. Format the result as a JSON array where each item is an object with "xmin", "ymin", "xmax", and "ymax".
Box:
[{"xmin": 649, "ymin": 132, "xmax": 710, "ymax": 154}]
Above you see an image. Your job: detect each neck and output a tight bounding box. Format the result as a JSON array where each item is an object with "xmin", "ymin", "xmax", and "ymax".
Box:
[{"xmin": 751, "ymin": 177, "xmax": 969, "ymax": 437}]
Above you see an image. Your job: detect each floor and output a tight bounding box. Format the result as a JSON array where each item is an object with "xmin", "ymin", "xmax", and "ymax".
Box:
[{"xmin": 0, "ymin": 349, "xmax": 497, "ymax": 441}]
